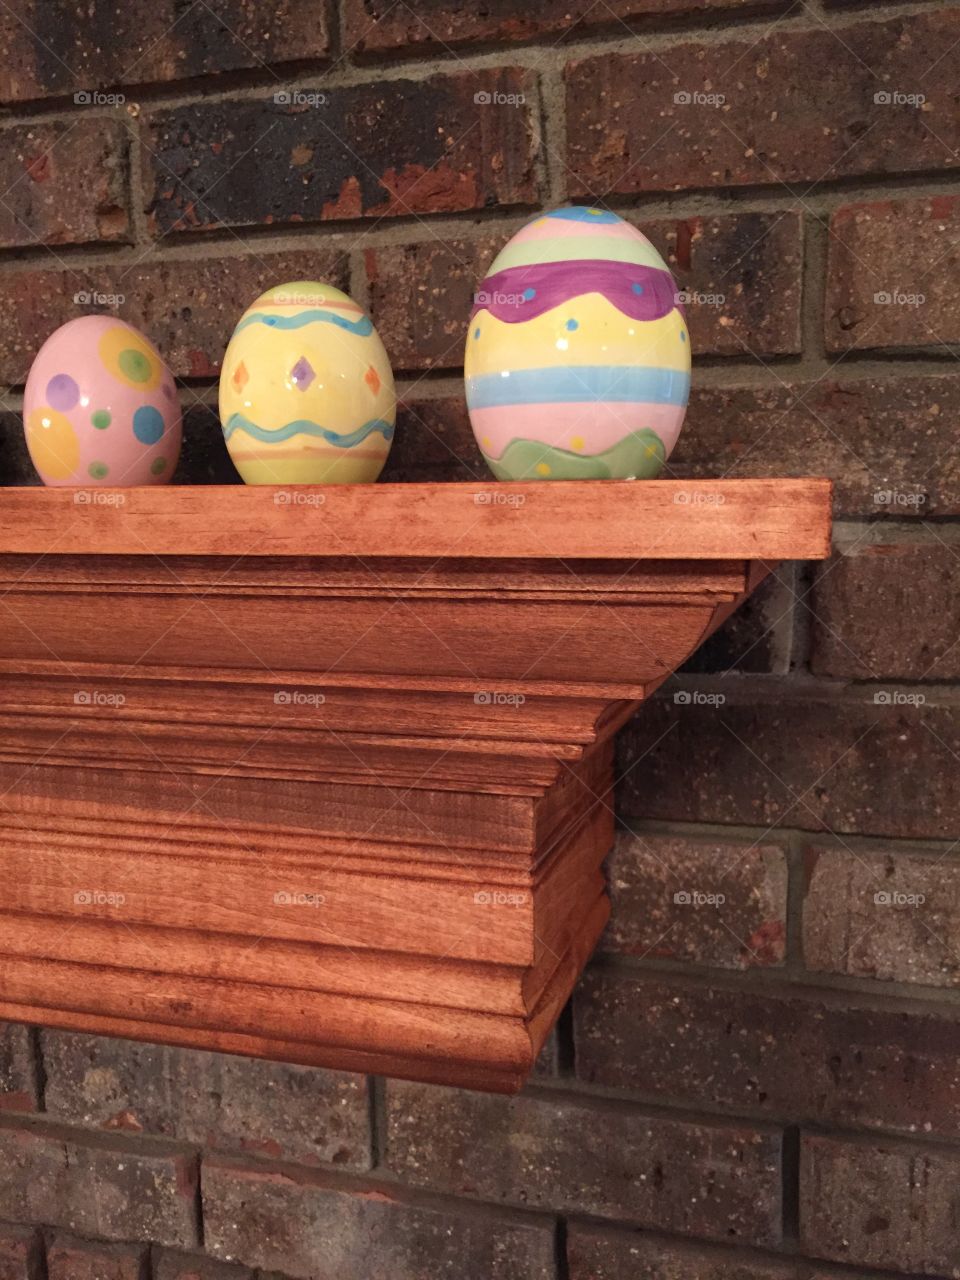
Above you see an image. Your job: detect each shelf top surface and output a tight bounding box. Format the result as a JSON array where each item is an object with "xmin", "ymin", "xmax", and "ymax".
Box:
[{"xmin": 0, "ymin": 479, "xmax": 832, "ymax": 561}]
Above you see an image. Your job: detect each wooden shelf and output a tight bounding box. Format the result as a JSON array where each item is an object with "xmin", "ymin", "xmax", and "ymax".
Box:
[{"xmin": 0, "ymin": 479, "xmax": 832, "ymax": 1092}]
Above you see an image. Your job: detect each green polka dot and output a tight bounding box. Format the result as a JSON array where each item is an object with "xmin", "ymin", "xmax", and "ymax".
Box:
[
  {"xmin": 88, "ymin": 461, "xmax": 109, "ymax": 479},
  {"xmin": 118, "ymin": 348, "xmax": 152, "ymax": 383},
  {"xmin": 91, "ymin": 409, "xmax": 111, "ymax": 430},
  {"xmin": 150, "ymin": 456, "xmax": 167, "ymax": 476}
]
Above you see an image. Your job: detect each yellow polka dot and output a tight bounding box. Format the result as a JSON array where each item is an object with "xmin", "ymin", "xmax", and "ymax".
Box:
[
  {"xmin": 99, "ymin": 325, "xmax": 162, "ymax": 391},
  {"xmin": 482, "ymin": 435, "xmax": 493, "ymax": 447},
  {"xmin": 570, "ymin": 436, "xmax": 584, "ymax": 451},
  {"xmin": 535, "ymin": 462, "xmax": 551, "ymax": 476},
  {"xmin": 645, "ymin": 444, "xmax": 658, "ymax": 457},
  {"xmin": 27, "ymin": 407, "xmax": 79, "ymax": 480}
]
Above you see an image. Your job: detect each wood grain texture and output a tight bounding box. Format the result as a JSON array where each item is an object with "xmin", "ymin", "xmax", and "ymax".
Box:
[
  {"xmin": 0, "ymin": 480, "xmax": 832, "ymax": 1091},
  {"xmin": 0, "ymin": 479, "xmax": 833, "ymax": 559}
]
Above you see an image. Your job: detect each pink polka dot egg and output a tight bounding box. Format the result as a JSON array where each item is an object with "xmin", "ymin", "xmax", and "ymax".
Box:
[{"xmin": 23, "ymin": 316, "xmax": 181, "ymax": 486}]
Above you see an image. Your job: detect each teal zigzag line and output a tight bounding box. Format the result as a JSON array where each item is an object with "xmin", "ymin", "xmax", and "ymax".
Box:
[
  {"xmin": 224, "ymin": 414, "xmax": 394, "ymax": 447},
  {"xmin": 233, "ymin": 309, "xmax": 374, "ymax": 336}
]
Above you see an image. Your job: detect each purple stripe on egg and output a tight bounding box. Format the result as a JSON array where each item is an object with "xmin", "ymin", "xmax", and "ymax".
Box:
[{"xmin": 470, "ymin": 260, "xmax": 680, "ymax": 323}]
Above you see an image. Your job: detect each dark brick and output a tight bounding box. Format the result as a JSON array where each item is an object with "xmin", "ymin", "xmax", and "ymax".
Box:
[
  {"xmin": 0, "ymin": 1223, "xmax": 41, "ymax": 1280},
  {"xmin": 203, "ymin": 1159, "xmax": 555, "ymax": 1280},
  {"xmin": 617, "ymin": 691, "xmax": 960, "ymax": 840},
  {"xmin": 681, "ymin": 567, "xmax": 798, "ymax": 675},
  {"xmin": 42, "ymin": 1031, "xmax": 370, "ymax": 1169},
  {"xmin": 365, "ymin": 236, "xmax": 502, "ymax": 372},
  {"xmin": 568, "ymin": 1223, "xmax": 797, "ymax": 1280},
  {"xmin": 0, "ymin": 248, "xmax": 347, "ymax": 386},
  {"xmin": 0, "ymin": 414, "xmax": 37, "ymax": 487},
  {"xmin": 0, "ymin": 3, "xmax": 330, "ymax": 103},
  {"xmin": 810, "ymin": 538, "xmax": 960, "ymax": 680},
  {"xmin": 344, "ymin": 0, "xmax": 782, "ymax": 56},
  {"xmin": 144, "ymin": 70, "xmax": 539, "ymax": 236},
  {"xmin": 385, "ymin": 1081, "xmax": 781, "ymax": 1244},
  {"xmin": 0, "ymin": 1026, "xmax": 37, "ymax": 1114},
  {"xmin": 803, "ymin": 843, "xmax": 960, "ymax": 988},
  {"xmin": 0, "ymin": 1124, "xmax": 197, "ymax": 1248},
  {"xmin": 566, "ymin": 13, "xmax": 960, "ymax": 195},
  {"xmin": 800, "ymin": 1131, "xmax": 960, "ymax": 1273},
  {"xmin": 0, "ymin": 118, "xmax": 129, "ymax": 248},
  {"xmin": 576, "ymin": 969, "xmax": 960, "ymax": 1137},
  {"xmin": 600, "ymin": 831, "xmax": 788, "ymax": 967},
  {"xmin": 47, "ymin": 1236, "xmax": 146, "ymax": 1280},
  {"xmin": 676, "ymin": 375, "xmax": 960, "ymax": 517},
  {"xmin": 827, "ymin": 196, "xmax": 960, "ymax": 352},
  {"xmin": 381, "ymin": 394, "xmax": 487, "ymax": 483},
  {"xmin": 154, "ymin": 1249, "xmax": 253, "ymax": 1280},
  {"xmin": 643, "ymin": 213, "xmax": 802, "ymax": 358},
  {"xmin": 175, "ymin": 405, "xmax": 241, "ymax": 486}
]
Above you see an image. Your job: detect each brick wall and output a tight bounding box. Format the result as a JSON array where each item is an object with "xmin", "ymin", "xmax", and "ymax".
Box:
[{"xmin": 0, "ymin": 2, "xmax": 957, "ymax": 1277}]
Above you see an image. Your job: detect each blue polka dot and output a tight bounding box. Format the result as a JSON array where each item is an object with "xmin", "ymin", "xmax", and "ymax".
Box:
[
  {"xmin": 133, "ymin": 405, "xmax": 164, "ymax": 445},
  {"xmin": 522, "ymin": 287, "xmax": 536, "ymax": 300},
  {"xmin": 565, "ymin": 318, "xmax": 579, "ymax": 331},
  {"xmin": 474, "ymin": 326, "xmax": 481, "ymax": 339},
  {"xmin": 680, "ymin": 331, "xmax": 687, "ymax": 343},
  {"xmin": 632, "ymin": 283, "xmax": 645, "ymax": 295}
]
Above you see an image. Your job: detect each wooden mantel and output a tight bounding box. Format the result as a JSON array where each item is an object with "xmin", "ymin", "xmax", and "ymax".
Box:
[{"xmin": 0, "ymin": 479, "xmax": 832, "ymax": 1092}]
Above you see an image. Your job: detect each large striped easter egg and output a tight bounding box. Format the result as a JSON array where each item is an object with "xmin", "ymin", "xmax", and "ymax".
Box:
[{"xmin": 465, "ymin": 207, "xmax": 690, "ymax": 481}]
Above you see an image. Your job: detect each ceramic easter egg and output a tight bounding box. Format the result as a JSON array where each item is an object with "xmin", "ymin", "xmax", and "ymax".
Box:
[
  {"xmin": 24, "ymin": 316, "xmax": 181, "ymax": 486},
  {"xmin": 219, "ymin": 282, "xmax": 396, "ymax": 485},
  {"xmin": 465, "ymin": 206, "xmax": 691, "ymax": 481}
]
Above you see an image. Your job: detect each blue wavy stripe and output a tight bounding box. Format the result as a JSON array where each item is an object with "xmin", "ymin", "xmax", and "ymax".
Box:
[
  {"xmin": 466, "ymin": 365, "xmax": 690, "ymax": 409},
  {"xmin": 224, "ymin": 414, "xmax": 394, "ymax": 446},
  {"xmin": 234, "ymin": 309, "xmax": 374, "ymax": 336}
]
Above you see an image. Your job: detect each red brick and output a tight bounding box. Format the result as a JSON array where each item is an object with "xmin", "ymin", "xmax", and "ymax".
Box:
[
  {"xmin": 566, "ymin": 13, "xmax": 960, "ymax": 195},
  {"xmin": 144, "ymin": 70, "xmax": 540, "ymax": 236},
  {"xmin": 47, "ymin": 1236, "xmax": 146, "ymax": 1280},
  {"xmin": 803, "ymin": 843, "xmax": 960, "ymax": 987},
  {"xmin": 567, "ymin": 1223, "xmax": 797, "ymax": 1280},
  {"xmin": 682, "ymin": 568, "xmax": 799, "ymax": 675},
  {"xmin": 600, "ymin": 831, "xmax": 788, "ymax": 967},
  {"xmin": 41, "ymin": 1031, "xmax": 370, "ymax": 1169},
  {"xmin": 0, "ymin": 1025, "xmax": 38, "ymax": 1114},
  {"xmin": 202, "ymin": 1159, "xmax": 555, "ymax": 1280},
  {"xmin": 827, "ymin": 197, "xmax": 960, "ymax": 353},
  {"xmin": 365, "ymin": 236, "xmax": 502, "ymax": 372},
  {"xmin": 674, "ymin": 375, "xmax": 960, "ymax": 518},
  {"xmin": 385, "ymin": 1081, "xmax": 781, "ymax": 1244},
  {"xmin": 0, "ymin": 248, "xmax": 347, "ymax": 386},
  {"xmin": 344, "ymin": 0, "xmax": 781, "ymax": 56},
  {"xmin": 810, "ymin": 537, "xmax": 960, "ymax": 679},
  {"xmin": 154, "ymin": 1249, "xmax": 253, "ymax": 1280},
  {"xmin": 381, "ymin": 394, "xmax": 487, "ymax": 483},
  {"xmin": 0, "ymin": 1123, "xmax": 198, "ymax": 1248},
  {"xmin": 0, "ymin": 1223, "xmax": 41, "ymax": 1280},
  {"xmin": 643, "ymin": 213, "xmax": 802, "ymax": 358},
  {"xmin": 617, "ymin": 690, "xmax": 960, "ymax": 840},
  {"xmin": 800, "ymin": 1131, "xmax": 960, "ymax": 1273},
  {"xmin": 576, "ymin": 969, "xmax": 960, "ymax": 1137},
  {"xmin": 0, "ymin": 4, "xmax": 330, "ymax": 103},
  {"xmin": 0, "ymin": 118, "xmax": 129, "ymax": 248}
]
